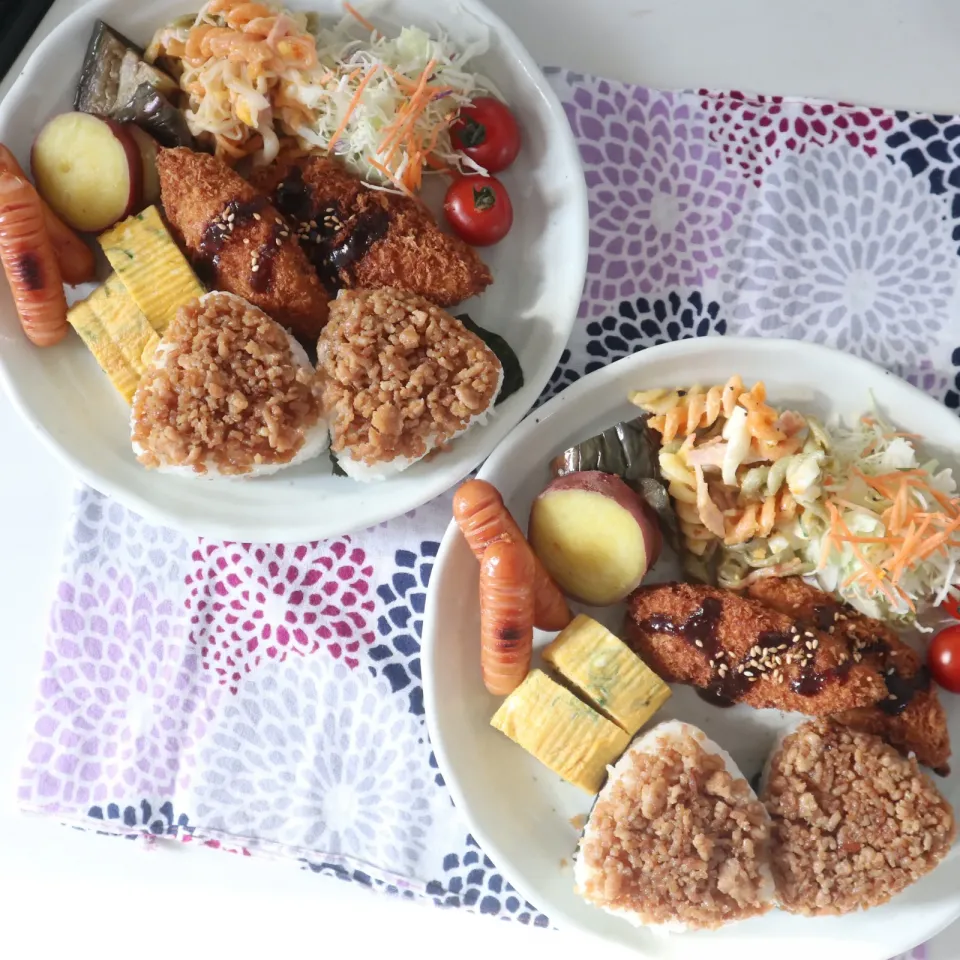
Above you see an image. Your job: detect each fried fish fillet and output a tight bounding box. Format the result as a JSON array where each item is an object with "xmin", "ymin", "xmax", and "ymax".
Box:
[
  {"xmin": 249, "ymin": 155, "xmax": 493, "ymax": 305},
  {"xmin": 626, "ymin": 583, "xmax": 887, "ymax": 715},
  {"xmin": 157, "ymin": 148, "xmax": 329, "ymax": 342},
  {"xmin": 747, "ymin": 577, "xmax": 950, "ymax": 772}
]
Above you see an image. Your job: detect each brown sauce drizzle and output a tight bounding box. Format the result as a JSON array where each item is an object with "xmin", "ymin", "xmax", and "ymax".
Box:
[
  {"xmin": 199, "ymin": 197, "xmax": 267, "ymax": 271},
  {"xmin": 812, "ymin": 603, "xmax": 843, "ymax": 631},
  {"xmin": 879, "ymin": 665, "xmax": 931, "ymax": 717},
  {"xmin": 790, "ymin": 658, "xmax": 853, "ymax": 697},
  {"xmin": 197, "ymin": 196, "xmax": 290, "ymax": 293},
  {"xmin": 639, "ymin": 598, "xmax": 779, "ymax": 707},
  {"xmin": 272, "ymin": 166, "xmax": 391, "ymax": 294},
  {"xmin": 810, "ymin": 602, "xmax": 928, "ymax": 714},
  {"xmin": 639, "ymin": 598, "xmax": 875, "ymax": 708}
]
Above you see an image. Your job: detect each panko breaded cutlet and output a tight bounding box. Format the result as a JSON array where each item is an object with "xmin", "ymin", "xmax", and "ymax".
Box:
[
  {"xmin": 157, "ymin": 148, "xmax": 330, "ymax": 342},
  {"xmin": 626, "ymin": 583, "xmax": 888, "ymax": 715},
  {"xmin": 747, "ymin": 577, "xmax": 951, "ymax": 772},
  {"xmin": 249, "ymin": 155, "xmax": 493, "ymax": 305}
]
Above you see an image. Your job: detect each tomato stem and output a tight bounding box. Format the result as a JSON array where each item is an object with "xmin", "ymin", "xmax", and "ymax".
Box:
[
  {"xmin": 458, "ymin": 116, "xmax": 487, "ymax": 148},
  {"xmin": 473, "ymin": 185, "xmax": 497, "ymax": 211}
]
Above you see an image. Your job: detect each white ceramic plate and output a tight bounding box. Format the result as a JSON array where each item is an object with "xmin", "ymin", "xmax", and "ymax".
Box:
[
  {"xmin": 0, "ymin": 0, "xmax": 586, "ymax": 541},
  {"xmin": 423, "ymin": 336, "xmax": 960, "ymax": 960}
]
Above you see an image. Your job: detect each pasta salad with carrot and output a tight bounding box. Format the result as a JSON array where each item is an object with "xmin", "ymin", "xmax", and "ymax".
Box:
[
  {"xmin": 146, "ymin": 0, "xmax": 497, "ymax": 192},
  {"xmin": 631, "ymin": 376, "xmax": 960, "ymax": 625}
]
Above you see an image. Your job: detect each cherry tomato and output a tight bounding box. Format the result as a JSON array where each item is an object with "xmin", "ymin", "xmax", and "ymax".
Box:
[
  {"xmin": 444, "ymin": 175, "xmax": 513, "ymax": 247},
  {"xmin": 939, "ymin": 593, "xmax": 960, "ymax": 620},
  {"xmin": 928, "ymin": 623, "xmax": 960, "ymax": 693},
  {"xmin": 451, "ymin": 97, "xmax": 521, "ymax": 172}
]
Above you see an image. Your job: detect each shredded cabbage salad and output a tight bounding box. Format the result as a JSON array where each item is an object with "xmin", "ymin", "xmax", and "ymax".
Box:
[
  {"xmin": 801, "ymin": 412, "xmax": 960, "ymax": 625},
  {"xmin": 147, "ymin": 1, "xmax": 496, "ymax": 192}
]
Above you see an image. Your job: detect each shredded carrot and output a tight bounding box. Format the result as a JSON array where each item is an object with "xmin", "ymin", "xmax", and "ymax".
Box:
[
  {"xmin": 327, "ymin": 65, "xmax": 380, "ymax": 153},
  {"xmin": 825, "ymin": 457, "xmax": 960, "ymax": 611},
  {"xmin": 384, "ymin": 67, "xmax": 418, "ymax": 92},
  {"xmin": 344, "ymin": 2, "xmax": 377, "ymax": 34},
  {"xmin": 378, "ymin": 60, "xmax": 441, "ymax": 157},
  {"xmin": 367, "ymin": 156, "xmax": 411, "ymax": 195}
]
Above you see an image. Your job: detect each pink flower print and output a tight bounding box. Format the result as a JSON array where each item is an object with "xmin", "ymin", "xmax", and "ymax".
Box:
[
  {"xmin": 698, "ymin": 89, "xmax": 895, "ymax": 187},
  {"xmin": 557, "ymin": 73, "xmax": 745, "ymax": 318},
  {"xmin": 185, "ymin": 539, "xmax": 376, "ymax": 693}
]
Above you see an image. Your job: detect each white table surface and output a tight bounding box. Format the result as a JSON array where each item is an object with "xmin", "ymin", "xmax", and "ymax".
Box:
[{"xmin": 2, "ymin": 1, "xmax": 960, "ymax": 957}]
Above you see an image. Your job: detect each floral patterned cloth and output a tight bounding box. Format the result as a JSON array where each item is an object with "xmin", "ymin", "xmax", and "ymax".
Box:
[{"xmin": 16, "ymin": 70, "xmax": 960, "ymax": 955}]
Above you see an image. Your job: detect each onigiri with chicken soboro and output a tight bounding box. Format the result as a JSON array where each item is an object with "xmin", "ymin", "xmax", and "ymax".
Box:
[
  {"xmin": 131, "ymin": 291, "xmax": 328, "ymax": 477},
  {"xmin": 575, "ymin": 721, "xmax": 775, "ymax": 932},
  {"xmin": 317, "ymin": 287, "xmax": 503, "ymax": 481}
]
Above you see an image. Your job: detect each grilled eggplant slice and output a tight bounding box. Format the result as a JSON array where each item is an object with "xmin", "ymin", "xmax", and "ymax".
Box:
[
  {"xmin": 75, "ymin": 20, "xmax": 189, "ymax": 147},
  {"xmin": 115, "ymin": 50, "xmax": 177, "ymax": 108},
  {"xmin": 75, "ymin": 20, "xmax": 142, "ymax": 115},
  {"xmin": 113, "ymin": 83, "xmax": 193, "ymax": 149}
]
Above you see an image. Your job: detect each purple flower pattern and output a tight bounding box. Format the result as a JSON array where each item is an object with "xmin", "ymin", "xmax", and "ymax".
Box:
[
  {"xmin": 20, "ymin": 492, "xmax": 218, "ymax": 809},
  {"xmin": 719, "ymin": 144, "xmax": 953, "ymax": 375},
  {"xmin": 555, "ymin": 70, "xmax": 746, "ymax": 318}
]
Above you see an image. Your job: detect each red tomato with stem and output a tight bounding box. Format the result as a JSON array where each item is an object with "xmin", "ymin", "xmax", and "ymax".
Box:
[
  {"xmin": 444, "ymin": 175, "xmax": 513, "ymax": 246},
  {"xmin": 451, "ymin": 97, "xmax": 521, "ymax": 172},
  {"xmin": 928, "ymin": 623, "xmax": 960, "ymax": 693}
]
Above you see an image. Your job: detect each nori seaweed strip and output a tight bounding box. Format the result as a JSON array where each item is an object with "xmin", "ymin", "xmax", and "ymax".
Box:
[{"xmin": 455, "ymin": 313, "xmax": 523, "ymax": 406}]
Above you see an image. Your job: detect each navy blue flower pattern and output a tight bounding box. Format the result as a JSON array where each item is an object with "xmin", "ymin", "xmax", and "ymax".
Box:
[
  {"xmin": 540, "ymin": 291, "xmax": 728, "ymax": 398},
  {"xmin": 944, "ymin": 347, "xmax": 960, "ymax": 411},
  {"xmin": 536, "ymin": 348, "xmax": 581, "ymax": 406},
  {"xmin": 426, "ymin": 835, "xmax": 550, "ymax": 925},
  {"xmin": 369, "ymin": 541, "xmax": 438, "ymax": 717},
  {"xmin": 585, "ymin": 291, "xmax": 728, "ymax": 374},
  {"xmin": 886, "ymin": 113, "xmax": 960, "ymax": 249},
  {"xmin": 304, "ymin": 859, "xmax": 419, "ymax": 900},
  {"xmin": 87, "ymin": 800, "xmax": 194, "ymax": 839}
]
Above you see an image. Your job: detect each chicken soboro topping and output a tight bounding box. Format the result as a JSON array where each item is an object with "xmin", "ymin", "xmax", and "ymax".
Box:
[
  {"xmin": 578, "ymin": 735, "xmax": 772, "ymax": 929},
  {"xmin": 132, "ymin": 293, "xmax": 321, "ymax": 475},
  {"xmin": 763, "ymin": 718, "xmax": 955, "ymax": 916},
  {"xmin": 317, "ymin": 288, "xmax": 502, "ymax": 466}
]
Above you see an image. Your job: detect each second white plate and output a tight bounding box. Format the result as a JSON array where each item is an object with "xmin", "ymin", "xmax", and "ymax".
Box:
[{"xmin": 423, "ymin": 336, "xmax": 960, "ymax": 960}]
